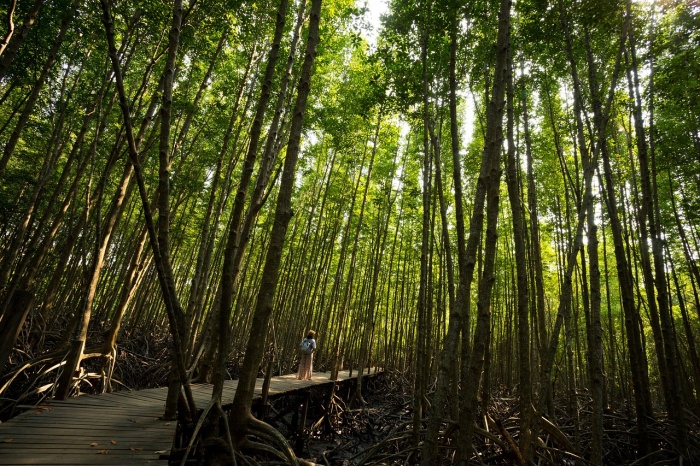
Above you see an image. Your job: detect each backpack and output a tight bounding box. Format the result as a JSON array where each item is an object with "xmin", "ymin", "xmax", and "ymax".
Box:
[{"xmin": 300, "ymin": 338, "xmax": 313, "ymax": 354}]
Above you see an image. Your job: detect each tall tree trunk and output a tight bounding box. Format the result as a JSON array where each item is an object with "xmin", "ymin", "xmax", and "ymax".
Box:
[
  {"xmin": 354, "ymin": 171, "xmax": 394, "ymax": 401},
  {"xmin": 597, "ymin": 53, "xmax": 654, "ymax": 466},
  {"xmin": 353, "ymin": 109, "xmax": 389, "ymax": 403},
  {"xmin": 421, "ymin": 1, "xmax": 469, "ymax": 460},
  {"xmin": 667, "ymin": 243, "xmax": 700, "ymax": 408},
  {"xmin": 330, "ymin": 129, "xmax": 376, "ymax": 380},
  {"xmin": 98, "ymin": 0, "xmax": 196, "ymax": 418},
  {"xmin": 156, "ymin": 0, "xmax": 193, "ymax": 419},
  {"xmin": 522, "ymin": 66, "xmax": 547, "ymax": 369},
  {"xmin": 210, "ymin": 0, "xmax": 290, "ymax": 403},
  {"xmin": 626, "ymin": 5, "xmax": 688, "ymax": 452},
  {"xmin": 457, "ymin": 0, "xmax": 509, "ymax": 462},
  {"xmin": 55, "ymin": 145, "xmax": 139, "ymax": 399},
  {"xmin": 190, "ymin": 44, "xmax": 257, "ymax": 382},
  {"xmin": 100, "ymin": 227, "xmax": 150, "ymax": 391},
  {"xmin": 227, "ymin": 2, "xmax": 322, "ymax": 460},
  {"xmin": 576, "ymin": 28, "xmax": 606, "ymax": 466},
  {"xmin": 0, "ymin": 0, "xmax": 72, "ymax": 180},
  {"xmin": 0, "ymin": 67, "xmax": 110, "ymax": 325},
  {"xmin": 504, "ymin": 44, "xmax": 532, "ymax": 463}
]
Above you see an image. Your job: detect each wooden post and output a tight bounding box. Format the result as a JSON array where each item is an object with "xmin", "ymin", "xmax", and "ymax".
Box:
[
  {"xmin": 299, "ymin": 392, "xmax": 309, "ymax": 434},
  {"xmin": 294, "ymin": 392, "xmax": 310, "ymax": 454},
  {"xmin": 259, "ymin": 357, "xmax": 274, "ymax": 419}
]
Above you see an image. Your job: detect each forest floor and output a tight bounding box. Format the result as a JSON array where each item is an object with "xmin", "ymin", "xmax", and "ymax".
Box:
[
  {"xmin": 293, "ymin": 372, "xmax": 699, "ymax": 465},
  {"xmin": 2, "ymin": 329, "xmax": 699, "ymax": 464}
]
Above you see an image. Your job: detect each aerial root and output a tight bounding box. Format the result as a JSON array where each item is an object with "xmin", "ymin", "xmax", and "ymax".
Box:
[
  {"xmin": 169, "ymin": 402, "xmax": 238, "ymax": 466},
  {"xmin": 238, "ymin": 438, "xmax": 288, "ymax": 462},
  {"xmin": 246, "ymin": 416, "xmax": 299, "ymax": 466},
  {"xmin": 215, "ymin": 403, "xmax": 237, "ymax": 466},
  {"xmin": 179, "ymin": 400, "xmax": 217, "ymax": 466},
  {"xmin": 353, "ymin": 420, "xmax": 413, "ymax": 466},
  {"xmin": 0, "ymin": 349, "xmax": 67, "ymax": 396},
  {"xmin": 173, "ymin": 409, "xmax": 307, "ymax": 465}
]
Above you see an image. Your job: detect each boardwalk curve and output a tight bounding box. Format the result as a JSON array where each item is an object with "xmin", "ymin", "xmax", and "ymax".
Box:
[{"xmin": 0, "ymin": 370, "xmax": 370, "ymax": 465}]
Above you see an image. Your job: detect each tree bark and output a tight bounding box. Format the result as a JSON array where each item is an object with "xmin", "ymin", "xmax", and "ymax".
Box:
[
  {"xmin": 504, "ymin": 43, "xmax": 532, "ymax": 462},
  {"xmin": 98, "ymin": 0, "xmax": 195, "ymax": 418},
  {"xmin": 457, "ymin": 0, "xmax": 509, "ymax": 462},
  {"xmin": 626, "ymin": 5, "xmax": 688, "ymax": 452},
  {"xmin": 210, "ymin": 0, "xmax": 290, "ymax": 403},
  {"xmin": 0, "ymin": 0, "xmax": 18, "ymax": 58},
  {"xmin": 228, "ymin": 0, "xmax": 322, "ymax": 453}
]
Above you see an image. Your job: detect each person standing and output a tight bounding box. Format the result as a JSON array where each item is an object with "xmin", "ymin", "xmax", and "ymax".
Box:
[{"xmin": 297, "ymin": 330, "xmax": 316, "ymax": 380}]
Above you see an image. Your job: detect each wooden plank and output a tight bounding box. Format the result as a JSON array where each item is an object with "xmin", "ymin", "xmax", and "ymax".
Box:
[
  {"xmin": 38, "ymin": 402, "xmax": 156, "ymax": 413},
  {"xmin": 33, "ymin": 403, "xmax": 163, "ymax": 413},
  {"xmin": 6, "ymin": 419, "xmax": 171, "ymax": 430},
  {"xmin": 8, "ymin": 411, "xmax": 162, "ymax": 421},
  {"xmin": 7, "ymin": 411, "xmax": 168, "ymax": 422},
  {"xmin": 1, "ymin": 430, "xmax": 172, "ymax": 441},
  {"xmin": 0, "ymin": 453, "xmax": 165, "ymax": 465},
  {"xmin": 0, "ymin": 431, "xmax": 172, "ymax": 446},
  {"xmin": 71, "ymin": 389, "xmax": 171, "ymax": 404},
  {"xmin": 51, "ymin": 397, "xmax": 162, "ymax": 408},
  {"xmin": 0, "ymin": 452, "xmax": 163, "ymax": 458},
  {"xmin": 101, "ymin": 391, "xmax": 167, "ymax": 403},
  {"xmin": 0, "ymin": 440, "xmax": 170, "ymax": 450},
  {"xmin": 0, "ymin": 443, "xmax": 169, "ymax": 452},
  {"xmin": 70, "ymin": 393, "xmax": 150, "ymax": 404},
  {"xmin": 0, "ymin": 443, "xmax": 170, "ymax": 452},
  {"xmin": 5, "ymin": 414, "xmax": 162, "ymax": 424},
  {"xmin": 1, "ymin": 422, "xmax": 169, "ymax": 432},
  {"xmin": 1, "ymin": 424, "xmax": 172, "ymax": 434}
]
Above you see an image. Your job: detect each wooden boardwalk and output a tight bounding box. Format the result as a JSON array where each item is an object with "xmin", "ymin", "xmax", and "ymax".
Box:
[{"xmin": 0, "ymin": 370, "xmax": 370, "ymax": 465}]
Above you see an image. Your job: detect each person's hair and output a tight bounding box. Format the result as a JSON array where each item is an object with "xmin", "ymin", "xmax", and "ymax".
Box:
[{"xmin": 307, "ymin": 330, "xmax": 316, "ymax": 339}]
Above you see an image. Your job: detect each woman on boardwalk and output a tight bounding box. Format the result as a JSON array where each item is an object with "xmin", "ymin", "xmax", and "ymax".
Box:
[{"xmin": 297, "ymin": 330, "xmax": 316, "ymax": 380}]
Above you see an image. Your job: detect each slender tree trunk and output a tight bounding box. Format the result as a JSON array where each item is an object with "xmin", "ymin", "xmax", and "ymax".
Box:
[
  {"xmin": 353, "ymin": 109, "xmax": 390, "ymax": 403},
  {"xmin": 210, "ymin": 0, "xmax": 290, "ymax": 403},
  {"xmin": 330, "ymin": 129, "xmax": 376, "ymax": 380},
  {"xmin": 227, "ymin": 2, "xmax": 322, "ymax": 459},
  {"xmin": 100, "ymin": 227, "xmax": 150, "ymax": 391},
  {"xmin": 626, "ymin": 5, "xmax": 688, "ymax": 451},
  {"xmin": 354, "ymin": 175, "xmax": 394, "ymax": 399},
  {"xmin": 598, "ymin": 62, "xmax": 654, "ymax": 466},
  {"xmin": 667, "ymin": 243, "xmax": 700, "ymax": 408},
  {"xmin": 457, "ymin": 0, "xmax": 509, "ymax": 462},
  {"xmin": 570, "ymin": 28, "xmax": 605, "ymax": 466},
  {"xmin": 0, "ymin": 0, "xmax": 18, "ymax": 58},
  {"xmin": 0, "ymin": 70, "xmax": 109, "ymax": 326},
  {"xmin": 504, "ymin": 44, "xmax": 532, "ymax": 463},
  {"xmin": 572, "ymin": 11, "xmax": 655, "ymax": 456},
  {"xmin": 99, "ymin": 0, "xmax": 196, "ymax": 418},
  {"xmin": 55, "ymin": 153, "xmax": 137, "ymax": 399},
  {"xmin": 600, "ymin": 192, "xmax": 617, "ymax": 405},
  {"xmin": 0, "ymin": 0, "xmax": 72, "ymax": 180},
  {"xmin": 0, "ymin": 0, "xmax": 43, "ymax": 79},
  {"xmin": 156, "ymin": 0, "xmax": 192, "ymax": 419},
  {"xmin": 414, "ymin": 0, "xmax": 432, "ymax": 446},
  {"xmin": 190, "ymin": 46, "xmax": 258, "ymax": 382}
]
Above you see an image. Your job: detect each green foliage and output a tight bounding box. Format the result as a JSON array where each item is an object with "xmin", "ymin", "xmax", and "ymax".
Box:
[{"xmin": 2, "ymin": 0, "xmax": 700, "ymax": 432}]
